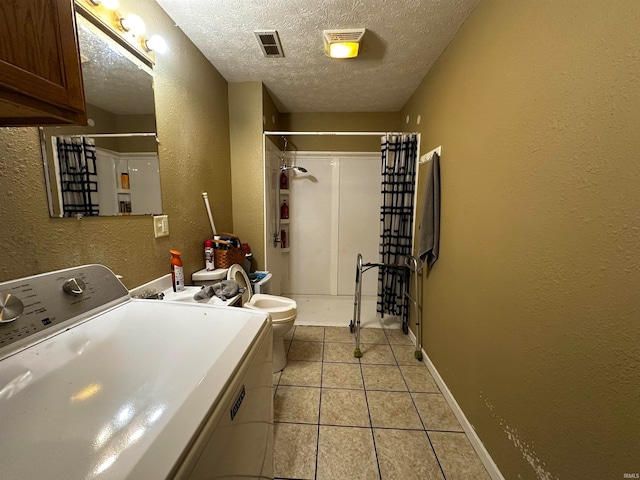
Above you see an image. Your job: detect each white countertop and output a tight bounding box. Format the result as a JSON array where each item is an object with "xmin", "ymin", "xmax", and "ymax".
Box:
[
  {"xmin": 0, "ymin": 299, "xmax": 268, "ymax": 479},
  {"xmin": 161, "ymin": 285, "xmax": 242, "ymax": 307},
  {"xmin": 129, "ymin": 274, "xmax": 241, "ymax": 306}
]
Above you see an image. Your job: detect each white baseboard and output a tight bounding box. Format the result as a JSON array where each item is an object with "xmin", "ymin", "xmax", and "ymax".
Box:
[{"xmin": 407, "ymin": 329, "xmax": 505, "ymax": 480}]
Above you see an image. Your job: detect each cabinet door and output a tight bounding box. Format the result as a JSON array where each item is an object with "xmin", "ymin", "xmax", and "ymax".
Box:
[{"xmin": 0, "ymin": 0, "xmax": 86, "ymax": 125}]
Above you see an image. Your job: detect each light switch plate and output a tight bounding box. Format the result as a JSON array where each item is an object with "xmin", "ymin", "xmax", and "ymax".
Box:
[{"xmin": 153, "ymin": 215, "xmax": 169, "ymax": 238}]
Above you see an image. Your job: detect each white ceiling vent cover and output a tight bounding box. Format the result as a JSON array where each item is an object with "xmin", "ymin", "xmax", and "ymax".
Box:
[
  {"xmin": 323, "ymin": 28, "xmax": 366, "ymax": 44},
  {"xmin": 254, "ymin": 30, "xmax": 284, "ymax": 58}
]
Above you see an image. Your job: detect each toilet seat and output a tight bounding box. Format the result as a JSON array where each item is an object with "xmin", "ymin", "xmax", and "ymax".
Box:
[
  {"xmin": 227, "ymin": 265, "xmax": 297, "ymax": 323},
  {"xmin": 227, "ymin": 264, "xmax": 254, "ymax": 305}
]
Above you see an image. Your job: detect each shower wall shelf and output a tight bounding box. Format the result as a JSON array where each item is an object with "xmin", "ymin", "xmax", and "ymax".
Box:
[{"xmin": 279, "ymin": 187, "xmax": 290, "ymax": 250}]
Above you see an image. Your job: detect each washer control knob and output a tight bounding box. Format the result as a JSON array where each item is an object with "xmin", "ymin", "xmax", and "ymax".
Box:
[
  {"xmin": 0, "ymin": 293, "xmax": 24, "ymax": 323},
  {"xmin": 63, "ymin": 278, "xmax": 86, "ymax": 296}
]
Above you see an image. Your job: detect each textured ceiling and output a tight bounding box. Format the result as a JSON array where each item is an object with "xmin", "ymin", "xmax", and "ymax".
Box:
[
  {"xmin": 154, "ymin": 0, "xmax": 479, "ymax": 113},
  {"xmin": 77, "ymin": 16, "xmax": 155, "ymax": 116}
]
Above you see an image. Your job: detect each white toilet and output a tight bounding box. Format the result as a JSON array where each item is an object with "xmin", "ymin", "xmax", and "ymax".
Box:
[
  {"xmin": 226, "ymin": 265, "xmax": 296, "ymax": 373},
  {"xmin": 192, "ymin": 265, "xmax": 296, "ymax": 372}
]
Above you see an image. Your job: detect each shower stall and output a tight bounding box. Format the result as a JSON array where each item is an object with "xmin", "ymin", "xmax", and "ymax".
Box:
[
  {"xmin": 264, "ymin": 135, "xmax": 394, "ymax": 327},
  {"xmin": 264, "ymin": 131, "xmax": 421, "ymax": 328}
]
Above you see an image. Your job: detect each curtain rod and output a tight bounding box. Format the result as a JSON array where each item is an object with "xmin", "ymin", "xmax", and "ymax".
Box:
[
  {"xmin": 264, "ymin": 131, "xmax": 416, "ymax": 137},
  {"xmin": 56, "ymin": 133, "xmax": 156, "ymax": 138}
]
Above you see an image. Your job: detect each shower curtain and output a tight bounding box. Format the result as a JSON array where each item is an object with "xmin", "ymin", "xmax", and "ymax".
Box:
[
  {"xmin": 377, "ymin": 133, "xmax": 418, "ymax": 332},
  {"xmin": 55, "ymin": 136, "xmax": 99, "ymax": 217}
]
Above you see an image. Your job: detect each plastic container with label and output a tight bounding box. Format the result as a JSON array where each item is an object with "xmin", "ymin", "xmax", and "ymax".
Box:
[{"xmin": 170, "ymin": 250, "xmax": 185, "ymax": 292}]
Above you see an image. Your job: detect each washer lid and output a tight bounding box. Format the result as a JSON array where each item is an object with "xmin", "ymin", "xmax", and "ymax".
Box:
[{"xmin": 0, "ymin": 300, "xmax": 268, "ymax": 480}]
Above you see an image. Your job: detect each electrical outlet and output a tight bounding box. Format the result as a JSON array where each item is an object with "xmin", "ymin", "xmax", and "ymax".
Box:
[{"xmin": 153, "ymin": 215, "xmax": 169, "ymax": 238}]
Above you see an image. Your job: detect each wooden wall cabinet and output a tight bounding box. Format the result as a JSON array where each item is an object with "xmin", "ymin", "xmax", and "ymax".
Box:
[{"xmin": 0, "ymin": 0, "xmax": 87, "ymax": 126}]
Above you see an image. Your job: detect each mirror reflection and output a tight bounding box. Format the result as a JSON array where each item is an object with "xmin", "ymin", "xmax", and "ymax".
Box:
[{"xmin": 41, "ymin": 13, "xmax": 161, "ymax": 218}]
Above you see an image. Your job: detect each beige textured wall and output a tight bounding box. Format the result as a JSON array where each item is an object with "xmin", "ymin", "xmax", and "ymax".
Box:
[
  {"xmin": 43, "ymin": 105, "xmax": 156, "ymax": 153},
  {"xmin": 281, "ymin": 112, "xmax": 400, "ymax": 152},
  {"xmin": 229, "ymin": 82, "xmax": 265, "ymax": 268},
  {"xmin": 115, "ymin": 113, "xmax": 157, "ymax": 152},
  {"xmin": 0, "ymin": 0, "xmax": 232, "ymax": 287},
  {"xmin": 42, "ymin": 103, "xmax": 120, "ymax": 152},
  {"xmin": 404, "ymin": 1, "xmax": 640, "ymax": 478},
  {"xmin": 263, "ymin": 84, "xmax": 281, "ymax": 134}
]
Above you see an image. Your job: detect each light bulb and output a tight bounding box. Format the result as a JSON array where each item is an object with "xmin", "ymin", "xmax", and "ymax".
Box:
[
  {"xmin": 145, "ymin": 35, "xmax": 168, "ymax": 54},
  {"xmin": 89, "ymin": 0, "xmax": 119, "ymax": 8},
  {"xmin": 101, "ymin": 0, "xmax": 119, "ymax": 9},
  {"xmin": 121, "ymin": 14, "xmax": 146, "ymax": 36}
]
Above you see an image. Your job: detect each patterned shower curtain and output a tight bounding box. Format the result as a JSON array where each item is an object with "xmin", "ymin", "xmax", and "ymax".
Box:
[
  {"xmin": 54, "ymin": 136, "xmax": 99, "ymax": 217},
  {"xmin": 377, "ymin": 134, "xmax": 418, "ymax": 332}
]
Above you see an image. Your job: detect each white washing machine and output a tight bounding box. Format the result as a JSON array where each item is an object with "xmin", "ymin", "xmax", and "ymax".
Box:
[{"xmin": 0, "ymin": 265, "xmax": 273, "ymax": 479}]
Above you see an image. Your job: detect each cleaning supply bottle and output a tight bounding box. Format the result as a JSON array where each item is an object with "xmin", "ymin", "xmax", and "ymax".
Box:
[
  {"xmin": 204, "ymin": 239, "xmax": 215, "ymax": 271},
  {"xmin": 280, "ymin": 199, "xmax": 289, "ymax": 219},
  {"xmin": 170, "ymin": 250, "xmax": 185, "ymax": 292}
]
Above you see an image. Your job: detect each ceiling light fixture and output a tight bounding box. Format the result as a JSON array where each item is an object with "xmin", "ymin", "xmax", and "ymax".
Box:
[
  {"xmin": 77, "ymin": 0, "xmax": 158, "ymax": 67},
  {"xmin": 323, "ymin": 28, "xmax": 365, "ymax": 59}
]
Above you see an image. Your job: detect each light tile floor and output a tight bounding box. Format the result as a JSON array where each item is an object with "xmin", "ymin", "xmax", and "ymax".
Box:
[{"xmin": 273, "ymin": 325, "xmax": 492, "ymax": 480}]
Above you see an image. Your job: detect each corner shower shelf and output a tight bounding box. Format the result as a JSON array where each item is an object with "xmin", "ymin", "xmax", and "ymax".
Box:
[{"xmin": 279, "ymin": 188, "xmax": 290, "ymax": 250}]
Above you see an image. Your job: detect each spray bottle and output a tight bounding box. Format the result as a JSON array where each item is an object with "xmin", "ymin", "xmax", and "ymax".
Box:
[
  {"xmin": 204, "ymin": 239, "xmax": 215, "ymax": 271},
  {"xmin": 170, "ymin": 250, "xmax": 185, "ymax": 292}
]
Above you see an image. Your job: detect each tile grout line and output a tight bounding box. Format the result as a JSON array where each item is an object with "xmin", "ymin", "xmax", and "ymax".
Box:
[
  {"xmin": 425, "ymin": 430, "xmax": 448, "ymax": 480},
  {"xmin": 313, "ymin": 327, "xmax": 326, "ymax": 480},
  {"xmin": 274, "ymin": 420, "xmax": 458, "ymax": 433},
  {"xmin": 359, "ymin": 341, "xmax": 383, "ymax": 480},
  {"xmin": 411, "ymin": 400, "xmax": 450, "ymax": 479},
  {"xmin": 399, "ymin": 360, "xmax": 449, "ymax": 479},
  {"xmin": 276, "ymin": 420, "xmax": 373, "ymax": 429},
  {"xmin": 391, "ymin": 332, "xmax": 449, "ymax": 480}
]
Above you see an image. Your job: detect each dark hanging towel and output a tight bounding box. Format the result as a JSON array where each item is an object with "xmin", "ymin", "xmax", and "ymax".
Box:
[
  {"xmin": 55, "ymin": 136, "xmax": 99, "ymax": 217},
  {"xmin": 377, "ymin": 133, "xmax": 418, "ymax": 333}
]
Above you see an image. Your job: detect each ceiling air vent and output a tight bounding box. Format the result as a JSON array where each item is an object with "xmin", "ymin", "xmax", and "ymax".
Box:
[
  {"xmin": 323, "ymin": 28, "xmax": 366, "ymax": 44},
  {"xmin": 254, "ymin": 30, "xmax": 284, "ymax": 58}
]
